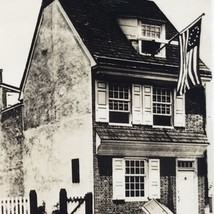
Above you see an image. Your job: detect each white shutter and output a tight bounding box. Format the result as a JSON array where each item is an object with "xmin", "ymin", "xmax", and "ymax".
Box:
[
  {"xmin": 95, "ymin": 80, "xmax": 109, "ymax": 122},
  {"xmin": 149, "ymin": 159, "xmax": 160, "ymax": 199},
  {"xmin": 112, "ymin": 158, "xmax": 125, "ymax": 200},
  {"xmin": 132, "ymin": 84, "xmax": 143, "ymax": 124},
  {"xmin": 142, "ymin": 85, "xmax": 153, "ymax": 125},
  {"xmin": 118, "ymin": 18, "xmax": 138, "ymax": 40},
  {"xmin": 174, "ymin": 89, "xmax": 185, "ymax": 127}
]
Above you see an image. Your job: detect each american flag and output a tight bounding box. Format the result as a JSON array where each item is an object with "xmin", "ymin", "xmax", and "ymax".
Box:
[{"xmin": 177, "ymin": 19, "xmax": 202, "ymax": 96}]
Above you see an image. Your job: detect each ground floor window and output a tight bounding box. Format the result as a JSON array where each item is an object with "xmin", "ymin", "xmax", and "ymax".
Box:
[
  {"xmin": 113, "ymin": 158, "xmax": 160, "ymax": 201},
  {"xmin": 125, "ymin": 159, "xmax": 146, "ymax": 198}
]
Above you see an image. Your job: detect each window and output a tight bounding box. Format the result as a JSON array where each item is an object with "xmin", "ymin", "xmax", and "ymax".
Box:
[
  {"xmin": 125, "ymin": 159, "xmax": 146, "ymax": 198},
  {"xmin": 96, "ymin": 81, "xmax": 185, "ymax": 127},
  {"xmin": 109, "ymin": 84, "xmax": 130, "ymax": 124},
  {"xmin": 139, "ymin": 23, "xmax": 164, "ymax": 56},
  {"xmin": 178, "ymin": 160, "xmax": 195, "ymax": 171},
  {"xmin": 118, "ymin": 18, "xmax": 166, "ymax": 57},
  {"xmin": 141, "ymin": 24, "xmax": 161, "ymax": 38},
  {"xmin": 112, "ymin": 158, "xmax": 160, "ymax": 201},
  {"xmin": 153, "ymin": 87, "xmax": 172, "ymax": 126}
]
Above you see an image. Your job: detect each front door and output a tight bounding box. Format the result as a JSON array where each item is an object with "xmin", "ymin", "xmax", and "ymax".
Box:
[{"xmin": 176, "ymin": 159, "xmax": 198, "ymax": 214}]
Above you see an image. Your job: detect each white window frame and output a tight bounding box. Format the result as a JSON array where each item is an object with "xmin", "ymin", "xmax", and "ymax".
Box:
[
  {"xmin": 177, "ymin": 158, "xmax": 196, "ymax": 172},
  {"xmin": 112, "ymin": 157, "xmax": 160, "ymax": 202},
  {"xmin": 108, "ymin": 83, "xmax": 131, "ymax": 125},
  {"xmin": 96, "ymin": 81, "xmax": 185, "ymax": 127},
  {"xmin": 118, "ymin": 18, "xmax": 166, "ymax": 57},
  {"xmin": 152, "ymin": 87, "xmax": 173, "ymax": 127},
  {"xmin": 124, "ymin": 158, "xmax": 148, "ymax": 201},
  {"xmin": 139, "ymin": 22, "xmax": 166, "ymax": 58},
  {"xmin": 141, "ymin": 23, "xmax": 162, "ymax": 39}
]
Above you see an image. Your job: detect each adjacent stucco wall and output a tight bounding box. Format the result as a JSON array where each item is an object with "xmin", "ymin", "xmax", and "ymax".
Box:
[
  {"xmin": 22, "ymin": 2, "xmax": 93, "ymax": 212},
  {"xmin": 0, "ymin": 105, "xmax": 24, "ymax": 197}
]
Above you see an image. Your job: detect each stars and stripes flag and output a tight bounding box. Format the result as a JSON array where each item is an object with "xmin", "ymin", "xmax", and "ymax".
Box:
[{"xmin": 177, "ymin": 18, "xmax": 202, "ymax": 96}]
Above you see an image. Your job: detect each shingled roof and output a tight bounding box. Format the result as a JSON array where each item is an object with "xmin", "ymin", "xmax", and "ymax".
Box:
[
  {"xmin": 58, "ymin": 0, "xmax": 211, "ymax": 78},
  {"xmin": 96, "ymin": 126, "xmax": 209, "ymax": 157},
  {"xmin": 96, "ymin": 126, "xmax": 208, "ymax": 144},
  {"xmin": 20, "ymin": 0, "xmax": 211, "ymax": 91}
]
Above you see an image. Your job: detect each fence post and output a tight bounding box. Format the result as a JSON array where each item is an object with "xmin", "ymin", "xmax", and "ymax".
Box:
[
  {"xmin": 59, "ymin": 189, "xmax": 67, "ymax": 214},
  {"xmin": 29, "ymin": 190, "xmax": 38, "ymax": 214},
  {"xmin": 85, "ymin": 192, "xmax": 93, "ymax": 214}
]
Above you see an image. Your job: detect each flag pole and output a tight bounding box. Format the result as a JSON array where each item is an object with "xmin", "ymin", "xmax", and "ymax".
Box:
[{"xmin": 152, "ymin": 13, "xmax": 205, "ymax": 56}]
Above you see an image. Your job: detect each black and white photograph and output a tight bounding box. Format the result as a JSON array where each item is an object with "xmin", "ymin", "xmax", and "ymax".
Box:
[{"xmin": 0, "ymin": 0, "xmax": 213, "ymax": 213}]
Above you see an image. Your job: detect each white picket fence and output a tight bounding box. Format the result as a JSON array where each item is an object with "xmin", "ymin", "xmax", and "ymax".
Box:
[{"xmin": 0, "ymin": 197, "xmax": 30, "ymax": 214}]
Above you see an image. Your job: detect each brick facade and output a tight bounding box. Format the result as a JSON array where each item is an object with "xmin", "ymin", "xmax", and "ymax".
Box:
[{"xmin": 92, "ymin": 75, "xmax": 208, "ymax": 214}]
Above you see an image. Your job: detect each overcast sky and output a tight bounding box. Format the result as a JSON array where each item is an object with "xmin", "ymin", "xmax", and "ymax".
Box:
[{"xmin": 0, "ymin": 0, "xmax": 212, "ymax": 87}]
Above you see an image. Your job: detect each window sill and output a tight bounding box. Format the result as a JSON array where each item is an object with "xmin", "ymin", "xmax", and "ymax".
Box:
[
  {"xmin": 125, "ymin": 197, "xmax": 148, "ymax": 202},
  {"xmin": 109, "ymin": 123, "xmax": 132, "ymax": 127},
  {"xmin": 152, "ymin": 125, "xmax": 174, "ymax": 129},
  {"xmin": 112, "ymin": 197, "xmax": 148, "ymax": 202}
]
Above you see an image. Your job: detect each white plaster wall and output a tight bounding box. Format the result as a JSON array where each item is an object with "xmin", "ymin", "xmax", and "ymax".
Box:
[{"xmin": 23, "ymin": 115, "xmax": 93, "ymax": 213}]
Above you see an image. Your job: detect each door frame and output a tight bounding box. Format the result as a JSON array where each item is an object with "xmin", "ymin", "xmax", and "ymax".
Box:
[{"xmin": 176, "ymin": 158, "xmax": 198, "ymax": 214}]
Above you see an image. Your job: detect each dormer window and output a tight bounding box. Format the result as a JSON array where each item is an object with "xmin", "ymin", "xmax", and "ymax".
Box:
[
  {"xmin": 118, "ymin": 18, "xmax": 166, "ymax": 57},
  {"xmin": 141, "ymin": 24, "xmax": 161, "ymax": 39}
]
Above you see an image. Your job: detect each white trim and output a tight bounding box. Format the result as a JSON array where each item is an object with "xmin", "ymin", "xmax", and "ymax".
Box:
[
  {"xmin": 176, "ymin": 158, "xmax": 198, "ymax": 214},
  {"xmin": 124, "ymin": 157, "xmax": 149, "ymax": 202},
  {"xmin": 0, "ymin": 84, "xmax": 20, "ymax": 92},
  {"xmin": 152, "ymin": 125, "xmax": 174, "ymax": 129},
  {"xmin": 139, "ymin": 23, "xmax": 166, "ymax": 57},
  {"xmin": 109, "ymin": 122, "xmax": 132, "ymax": 126},
  {"xmin": 56, "ymin": 0, "xmax": 96, "ymax": 67}
]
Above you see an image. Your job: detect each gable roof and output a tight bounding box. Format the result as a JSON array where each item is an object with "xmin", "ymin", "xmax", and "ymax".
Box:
[
  {"xmin": 58, "ymin": 0, "xmax": 211, "ymax": 76},
  {"xmin": 20, "ymin": 0, "xmax": 211, "ymax": 92},
  {"xmin": 59, "ymin": 0, "xmax": 174, "ymax": 61}
]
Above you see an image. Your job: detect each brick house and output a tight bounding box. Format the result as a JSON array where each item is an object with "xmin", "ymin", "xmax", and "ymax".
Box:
[{"xmin": 0, "ymin": 0, "xmax": 212, "ymax": 213}]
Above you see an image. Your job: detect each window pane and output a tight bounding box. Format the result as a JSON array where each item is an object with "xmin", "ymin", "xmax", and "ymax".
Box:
[
  {"xmin": 153, "ymin": 87, "xmax": 172, "ymax": 126},
  {"xmin": 109, "ymin": 84, "xmax": 130, "ymax": 123},
  {"xmin": 109, "ymin": 112, "xmax": 129, "ymax": 123},
  {"xmin": 125, "ymin": 160, "xmax": 146, "ymax": 198},
  {"xmin": 153, "ymin": 115, "xmax": 171, "ymax": 126}
]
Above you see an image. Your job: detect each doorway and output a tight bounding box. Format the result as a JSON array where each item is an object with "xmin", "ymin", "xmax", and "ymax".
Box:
[{"xmin": 176, "ymin": 159, "xmax": 198, "ymax": 214}]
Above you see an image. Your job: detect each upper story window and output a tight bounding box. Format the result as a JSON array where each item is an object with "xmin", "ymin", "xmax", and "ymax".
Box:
[
  {"xmin": 109, "ymin": 84, "xmax": 130, "ymax": 124},
  {"xmin": 141, "ymin": 24, "xmax": 161, "ymax": 38},
  {"xmin": 118, "ymin": 18, "xmax": 166, "ymax": 57},
  {"xmin": 95, "ymin": 80, "xmax": 185, "ymax": 127},
  {"xmin": 153, "ymin": 87, "xmax": 172, "ymax": 126}
]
